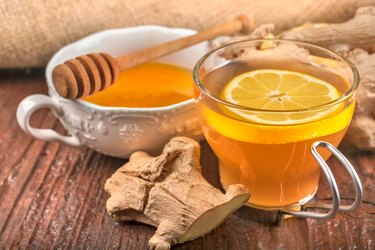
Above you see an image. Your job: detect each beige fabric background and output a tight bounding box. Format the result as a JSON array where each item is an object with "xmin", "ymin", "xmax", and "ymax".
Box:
[{"xmin": 0, "ymin": 0, "xmax": 374, "ymax": 68}]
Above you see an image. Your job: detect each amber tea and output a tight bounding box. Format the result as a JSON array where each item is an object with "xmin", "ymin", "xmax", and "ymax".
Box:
[{"xmin": 194, "ymin": 40, "xmax": 358, "ymax": 210}]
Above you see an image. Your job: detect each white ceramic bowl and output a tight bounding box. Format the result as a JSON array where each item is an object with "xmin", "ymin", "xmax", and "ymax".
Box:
[{"xmin": 17, "ymin": 26, "xmax": 209, "ymax": 158}]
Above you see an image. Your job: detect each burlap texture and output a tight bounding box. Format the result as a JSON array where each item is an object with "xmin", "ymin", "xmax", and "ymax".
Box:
[{"xmin": 0, "ymin": 0, "xmax": 374, "ymax": 68}]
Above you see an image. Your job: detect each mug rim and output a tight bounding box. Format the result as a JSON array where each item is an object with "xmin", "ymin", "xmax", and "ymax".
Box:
[
  {"xmin": 193, "ymin": 38, "xmax": 360, "ymax": 113},
  {"xmin": 45, "ymin": 25, "xmax": 201, "ymax": 112}
]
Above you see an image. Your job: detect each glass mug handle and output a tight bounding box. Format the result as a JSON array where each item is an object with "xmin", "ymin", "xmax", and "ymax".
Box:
[
  {"xmin": 282, "ymin": 141, "xmax": 363, "ymax": 220},
  {"xmin": 16, "ymin": 94, "xmax": 81, "ymax": 146}
]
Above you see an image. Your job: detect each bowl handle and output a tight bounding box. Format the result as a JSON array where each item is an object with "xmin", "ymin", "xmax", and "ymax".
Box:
[{"xmin": 16, "ymin": 94, "xmax": 81, "ymax": 146}]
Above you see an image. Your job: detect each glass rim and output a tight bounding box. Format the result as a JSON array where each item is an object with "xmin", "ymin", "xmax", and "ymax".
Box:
[{"xmin": 193, "ymin": 38, "xmax": 360, "ymax": 113}]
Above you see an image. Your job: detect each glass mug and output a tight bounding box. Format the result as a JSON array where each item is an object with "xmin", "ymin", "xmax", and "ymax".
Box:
[{"xmin": 193, "ymin": 39, "xmax": 362, "ymax": 219}]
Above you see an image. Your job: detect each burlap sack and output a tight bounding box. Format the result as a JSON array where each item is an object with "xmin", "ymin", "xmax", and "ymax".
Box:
[{"xmin": 0, "ymin": 0, "xmax": 374, "ymax": 68}]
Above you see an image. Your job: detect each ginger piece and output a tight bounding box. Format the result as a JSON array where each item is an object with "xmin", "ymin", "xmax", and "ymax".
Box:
[
  {"xmin": 214, "ymin": 6, "xmax": 375, "ymax": 55},
  {"xmin": 280, "ymin": 6, "xmax": 375, "ymax": 53},
  {"xmin": 105, "ymin": 137, "xmax": 250, "ymax": 250},
  {"xmin": 212, "ymin": 23, "xmax": 312, "ymax": 69},
  {"xmin": 211, "ymin": 23, "xmax": 276, "ymax": 58},
  {"xmin": 344, "ymin": 49, "xmax": 375, "ymax": 150}
]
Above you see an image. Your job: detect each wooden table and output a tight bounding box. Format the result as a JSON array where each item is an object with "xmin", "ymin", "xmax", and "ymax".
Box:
[{"xmin": 1, "ymin": 70, "xmax": 374, "ymax": 249}]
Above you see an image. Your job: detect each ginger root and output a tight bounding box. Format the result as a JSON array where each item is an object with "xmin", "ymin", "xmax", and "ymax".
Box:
[
  {"xmin": 214, "ymin": 6, "xmax": 375, "ymax": 55},
  {"xmin": 280, "ymin": 6, "xmax": 375, "ymax": 53},
  {"xmin": 105, "ymin": 137, "xmax": 250, "ymax": 250},
  {"xmin": 345, "ymin": 49, "xmax": 375, "ymax": 150}
]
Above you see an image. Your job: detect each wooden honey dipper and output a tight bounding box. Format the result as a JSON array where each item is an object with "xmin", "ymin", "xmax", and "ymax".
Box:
[{"xmin": 52, "ymin": 14, "xmax": 254, "ymax": 99}]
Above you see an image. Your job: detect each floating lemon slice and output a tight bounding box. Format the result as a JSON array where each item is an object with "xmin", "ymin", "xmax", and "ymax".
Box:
[{"xmin": 221, "ymin": 69, "xmax": 341, "ymax": 124}]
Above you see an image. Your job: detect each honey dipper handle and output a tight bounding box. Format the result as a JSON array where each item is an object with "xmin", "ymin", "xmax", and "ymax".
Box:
[{"xmin": 116, "ymin": 15, "xmax": 254, "ymax": 70}]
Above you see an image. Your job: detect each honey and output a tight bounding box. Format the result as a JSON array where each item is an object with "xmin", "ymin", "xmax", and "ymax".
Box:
[{"xmin": 82, "ymin": 62, "xmax": 194, "ymax": 107}]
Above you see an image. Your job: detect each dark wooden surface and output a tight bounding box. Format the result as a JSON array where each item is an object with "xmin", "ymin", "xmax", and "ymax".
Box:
[{"xmin": 0, "ymin": 70, "xmax": 374, "ymax": 249}]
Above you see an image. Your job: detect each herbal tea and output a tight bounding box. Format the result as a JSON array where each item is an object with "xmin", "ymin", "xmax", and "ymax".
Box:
[
  {"xmin": 82, "ymin": 62, "xmax": 193, "ymax": 107},
  {"xmin": 195, "ymin": 59, "xmax": 355, "ymax": 209}
]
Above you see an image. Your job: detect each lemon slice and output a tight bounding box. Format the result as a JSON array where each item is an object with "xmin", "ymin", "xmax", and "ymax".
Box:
[{"xmin": 221, "ymin": 69, "xmax": 341, "ymax": 124}]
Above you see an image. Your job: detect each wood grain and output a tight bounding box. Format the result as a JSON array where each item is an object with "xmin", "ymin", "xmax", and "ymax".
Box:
[{"xmin": 0, "ymin": 70, "xmax": 374, "ymax": 249}]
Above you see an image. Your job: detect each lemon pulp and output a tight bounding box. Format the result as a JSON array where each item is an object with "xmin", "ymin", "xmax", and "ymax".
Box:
[
  {"xmin": 221, "ymin": 69, "xmax": 340, "ymax": 124},
  {"xmin": 201, "ymin": 69, "xmax": 354, "ymax": 144}
]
